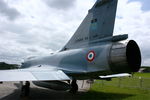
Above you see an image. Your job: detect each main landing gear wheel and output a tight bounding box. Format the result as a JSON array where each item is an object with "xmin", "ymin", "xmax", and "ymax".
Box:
[
  {"xmin": 69, "ymin": 79, "xmax": 78, "ymax": 94},
  {"xmin": 20, "ymin": 81, "xmax": 30, "ymax": 97}
]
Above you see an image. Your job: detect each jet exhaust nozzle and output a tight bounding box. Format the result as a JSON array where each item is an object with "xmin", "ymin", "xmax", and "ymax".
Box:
[{"xmin": 109, "ymin": 40, "xmax": 141, "ymax": 73}]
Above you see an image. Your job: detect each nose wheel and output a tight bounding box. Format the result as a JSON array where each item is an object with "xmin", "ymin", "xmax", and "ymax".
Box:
[{"xmin": 69, "ymin": 79, "xmax": 78, "ymax": 94}]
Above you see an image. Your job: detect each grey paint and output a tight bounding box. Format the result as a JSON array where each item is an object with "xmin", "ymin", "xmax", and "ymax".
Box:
[
  {"xmin": 61, "ymin": 0, "xmax": 118, "ymax": 50},
  {"xmin": 0, "ymin": 0, "xmax": 141, "ymax": 86},
  {"xmin": 23, "ymin": 43, "xmax": 112, "ymax": 74}
]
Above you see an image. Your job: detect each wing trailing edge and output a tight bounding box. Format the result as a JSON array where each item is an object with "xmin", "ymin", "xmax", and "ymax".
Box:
[{"xmin": 0, "ymin": 68, "xmax": 70, "ymax": 81}]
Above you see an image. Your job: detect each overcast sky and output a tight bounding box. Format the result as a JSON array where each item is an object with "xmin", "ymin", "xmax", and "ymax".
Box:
[{"xmin": 0, "ymin": 0, "xmax": 149, "ymax": 66}]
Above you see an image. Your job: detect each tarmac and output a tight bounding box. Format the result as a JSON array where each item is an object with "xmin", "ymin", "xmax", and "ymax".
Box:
[{"xmin": 0, "ymin": 81, "xmax": 91, "ymax": 100}]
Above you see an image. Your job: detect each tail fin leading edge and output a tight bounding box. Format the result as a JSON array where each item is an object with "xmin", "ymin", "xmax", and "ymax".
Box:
[{"xmin": 62, "ymin": 0, "xmax": 118, "ymax": 51}]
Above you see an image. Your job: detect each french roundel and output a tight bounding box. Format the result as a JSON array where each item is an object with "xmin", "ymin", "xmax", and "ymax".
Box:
[{"xmin": 86, "ymin": 51, "xmax": 95, "ymax": 62}]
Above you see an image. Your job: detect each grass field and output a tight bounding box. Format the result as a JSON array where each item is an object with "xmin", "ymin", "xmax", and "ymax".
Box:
[
  {"xmin": 79, "ymin": 73, "xmax": 150, "ymax": 100},
  {"xmin": 134, "ymin": 73, "xmax": 150, "ymax": 78}
]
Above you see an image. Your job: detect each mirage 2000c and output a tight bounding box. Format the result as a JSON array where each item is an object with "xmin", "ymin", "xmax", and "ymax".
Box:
[{"xmin": 0, "ymin": 0, "xmax": 141, "ymax": 95}]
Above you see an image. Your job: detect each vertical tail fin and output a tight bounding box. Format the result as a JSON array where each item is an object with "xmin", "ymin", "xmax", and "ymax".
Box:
[{"xmin": 61, "ymin": 0, "xmax": 118, "ymax": 51}]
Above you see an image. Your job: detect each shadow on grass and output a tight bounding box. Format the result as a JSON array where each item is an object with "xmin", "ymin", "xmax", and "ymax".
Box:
[
  {"xmin": 78, "ymin": 90, "xmax": 134, "ymax": 100},
  {"xmin": 0, "ymin": 87, "xmax": 134, "ymax": 100}
]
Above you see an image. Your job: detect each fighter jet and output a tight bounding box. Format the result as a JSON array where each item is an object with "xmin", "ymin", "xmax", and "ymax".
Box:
[{"xmin": 0, "ymin": 0, "xmax": 141, "ymax": 94}]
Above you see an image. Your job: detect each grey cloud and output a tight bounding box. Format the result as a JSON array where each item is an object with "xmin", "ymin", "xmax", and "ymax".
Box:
[
  {"xmin": 0, "ymin": 0, "xmax": 20, "ymax": 20},
  {"xmin": 44, "ymin": 0, "xmax": 76, "ymax": 10},
  {"xmin": 140, "ymin": 46, "xmax": 150, "ymax": 66},
  {"xmin": 129, "ymin": 0, "xmax": 150, "ymax": 11},
  {"xmin": 0, "ymin": 36, "xmax": 52, "ymax": 64}
]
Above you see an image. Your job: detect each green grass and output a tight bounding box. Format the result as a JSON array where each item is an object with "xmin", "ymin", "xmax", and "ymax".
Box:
[
  {"xmin": 86, "ymin": 85, "xmax": 150, "ymax": 100},
  {"xmin": 134, "ymin": 73, "xmax": 150, "ymax": 78},
  {"xmin": 78, "ymin": 73, "xmax": 150, "ymax": 100}
]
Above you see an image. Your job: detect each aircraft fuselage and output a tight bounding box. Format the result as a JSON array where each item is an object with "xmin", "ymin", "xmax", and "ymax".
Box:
[
  {"xmin": 22, "ymin": 42, "xmax": 113, "ymax": 79},
  {"xmin": 21, "ymin": 40, "xmax": 141, "ymax": 80}
]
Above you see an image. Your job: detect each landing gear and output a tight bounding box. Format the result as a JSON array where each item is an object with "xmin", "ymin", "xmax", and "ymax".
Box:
[
  {"xmin": 69, "ymin": 79, "xmax": 78, "ymax": 94},
  {"xmin": 20, "ymin": 81, "xmax": 30, "ymax": 97}
]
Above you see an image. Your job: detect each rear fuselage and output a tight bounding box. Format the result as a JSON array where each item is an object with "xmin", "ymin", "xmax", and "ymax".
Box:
[{"xmin": 21, "ymin": 40, "xmax": 141, "ymax": 80}]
